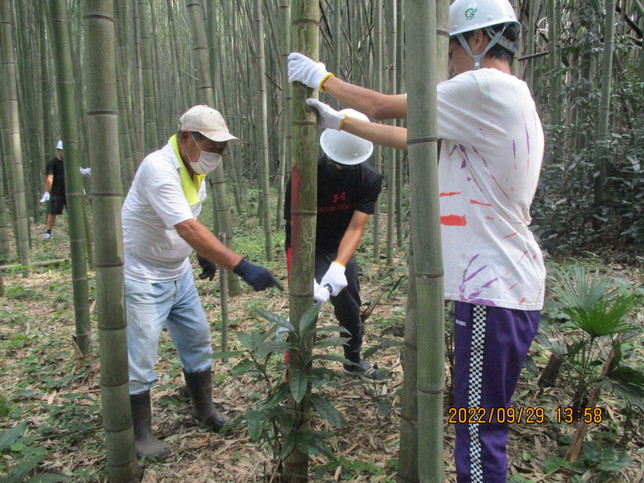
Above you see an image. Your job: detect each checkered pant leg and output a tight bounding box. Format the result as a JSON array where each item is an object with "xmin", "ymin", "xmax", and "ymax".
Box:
[{"xmin": 467, "ymin": 304, "xmax": 487, "ymax": 483}]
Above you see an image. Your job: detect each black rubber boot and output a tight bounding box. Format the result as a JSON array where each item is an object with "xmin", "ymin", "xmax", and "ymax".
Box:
[
  {"xmin": 130, "ymin": 391, "xmax": 171, "ymax": 460},
  {"xmin": 183, "ymin": 369, "xmax": 228, "ymax": 432}
]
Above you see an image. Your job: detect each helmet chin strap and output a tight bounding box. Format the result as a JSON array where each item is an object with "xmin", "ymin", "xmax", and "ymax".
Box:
[{"xmin": 456, "ymin": 25, "xmax": 510, "ymax": 70}]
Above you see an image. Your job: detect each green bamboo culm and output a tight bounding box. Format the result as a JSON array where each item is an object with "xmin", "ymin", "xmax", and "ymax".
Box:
[
  {"xmin": 275, "ymin": 0, "xmax": 292, "ymax": 227},
  {"xmin": 186, "ymin": 0, "xmax": 241, "ymax": 295},
  {"xmin": 372, "ymin": 0, "xmax": 383, "ymax": 260},
  {"xmin": 397, "ymin": 248, "xmax": 419, "ymax": 482},
  {"xmin": 593, "ymin": 0, "xmax": 616, "ymax": 207},
  {"xmin": 405, "ymin": 0, "xmax": 445, "ymax": 481},
  {"xmin": 284, "ymin": 0, "xmax": 320, "ymax": 480},
  {"xmin": 0, "ymin": 102, "xmax": 10, "ymax": 264},
  {"xmin": 50, "ymin": 0, "xmax": 92, "ymax": 358},
  {"xmin": 546, "ymin": 0, "xmax": 563, "ymax": 171},
  {"xmin": 39, "ymin": 5, "xmax": 54, "ymax": 216},
  {"xmin": 14, "ymin": 4, "xmax": 42, "ymax": 225},
  {"xmin": 0, "ymin": 0, "xmax": 31, "ymax": 277},
  {"xmin": 82, "ymin": 1, "xmax": 140, "ymax": 480},
  {"xmin": 386, "ymin": 0, "xmax": 398, "ymax": 267},
  {"xmin": 138, "ymin": 0, "xmax": 158, "ymax": 155},
  {"xmin": 256, "ymin": 0, "xmax": 274, "ymax": 261}
]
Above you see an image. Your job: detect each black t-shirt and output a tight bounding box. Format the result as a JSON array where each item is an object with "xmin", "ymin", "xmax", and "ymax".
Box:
[
  {"xmin": 45, "ymin": 157, "xmax": 65, "ymax": 196},
  {"xmin": 284, "ymin": 155, "xmax": 382, "ymax": 253}
]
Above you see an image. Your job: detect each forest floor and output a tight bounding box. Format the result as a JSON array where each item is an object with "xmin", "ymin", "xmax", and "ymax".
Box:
[{"xmin": 0, "ymin": 215, "xmax": 642, "ymax": 482}]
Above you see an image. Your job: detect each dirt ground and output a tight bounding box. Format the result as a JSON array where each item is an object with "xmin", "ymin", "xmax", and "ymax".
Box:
[{"xmin": 0, "ymin": 220, "xmax": 642, "ymax": 482}]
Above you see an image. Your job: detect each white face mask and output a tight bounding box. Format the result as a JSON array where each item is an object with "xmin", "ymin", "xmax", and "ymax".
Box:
[{"xmin": 189, "ymin": 134, "xmax": 222, "ymax": 175}]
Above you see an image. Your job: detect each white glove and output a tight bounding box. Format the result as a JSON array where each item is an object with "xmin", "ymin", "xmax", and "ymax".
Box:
[
  {"xmin": 313, "ymin": 280, "xmax": 331, "ymax": 304},
  {"xmin": 288, "ymin": 52, "xmax": 332, "ymax": 90},
  {"xmin": 40, "ymin": 192, "xmax": 50, "ymax": 203},
  {"xmin": 306, "ymin": 98, "xmax": 346, "ymax": 130},
  {"xmin": 80, "ymin": 167, "xmax": 92, "ymax": 176},
  {"xmin": 320, "ymin": 261, "xmax": 348, "ymax": 296}
]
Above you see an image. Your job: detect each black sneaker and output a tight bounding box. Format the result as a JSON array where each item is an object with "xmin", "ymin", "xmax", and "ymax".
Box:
[{"xmin": 343, "ymin": 359, "xmax": 387, "ymax": 383}]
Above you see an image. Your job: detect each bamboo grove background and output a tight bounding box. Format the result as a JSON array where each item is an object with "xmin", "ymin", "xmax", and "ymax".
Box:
[
  {"xmin": 0, "ymin": 0, "xmax": 642, "ymax": 481},
  {"xmin": 1, "ymin": 0, "xmax": 643, "ymax": 269}
]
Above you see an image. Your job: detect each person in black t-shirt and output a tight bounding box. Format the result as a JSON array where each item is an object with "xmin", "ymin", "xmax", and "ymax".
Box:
[
  {"xmin": 40, "ymin": 140, "xmax": 66, "ymax": 239},
  {"xmin": 284, "ymin": 109, "xmax": 384, "ymax": 382},
  {"xmin": 39, "ymin": 140, "xmax": 92, "ymax": 239}
]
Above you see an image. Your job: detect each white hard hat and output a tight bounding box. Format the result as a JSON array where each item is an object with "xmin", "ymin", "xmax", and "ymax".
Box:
[
  {"xmin": 319, "ymin": 109, "xmax": 373, "ymax": 165},
  {"xmin": 449, "ymin": 0, "xmax": 519, "ymax": 36},
  {"xmin": 56, "ymin": 140, "xmax": 63, "ymax": 150}
]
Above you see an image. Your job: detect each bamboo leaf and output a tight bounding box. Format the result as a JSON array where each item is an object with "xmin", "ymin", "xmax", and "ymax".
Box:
[
  {"xmin": 236, "ymin": 332, "xmax": 267, "ymax": 351},
  {"xmin": 312, "ymin": 337, "xmax": 350, "ymax": 349},
  {"xmin": 543, "ymin": 455, "xmax": 570, "ymax": 473},
  {"xmin": 312, "ymin": 354, "xmax": 351, "ymax": 364},
  {"xmin": 236, "ymin": 333, "xmax": 255, "ymax": 351},
  {"xmin": 0, "ymin": 422, "xmax": 27, "ymax": 451},
  {"xmin": 281, "ymin": 430, "xmax": 333, "ymax": 459},
  {"xmin": 289, "ymin": 370, "xmax": 308, "ymax": 403},
  {"xmin": 231, "ymin": 360, "xmax": 257, "ymax": 378},
  {"xmin": 314, "ymin": 325, "xmax": 350, "ymax": 336},
  {"xmin": 308, "ymin": 367, "xmax": 340, "ymax": 385},
  {"xmin": 299, "ymin": 302, "xmax": 321, "ymax": 333},
  {"xmin": 25, "ymin": 474, "xmax": 68, "ymax": 483},
  {"xmin": 255, "ymin": 340, "xmax": 290, "ymax": 358},
  {"xmin": 255, "ymin": 308, "xmax": 293, "ymax": 330},
  {"xmin": 310, "ymin": 394, "xmax": 346, "ymax": 427},
  {"xmin": 3, "ymin": 447, "xmax": 46, "ymax": 483}
]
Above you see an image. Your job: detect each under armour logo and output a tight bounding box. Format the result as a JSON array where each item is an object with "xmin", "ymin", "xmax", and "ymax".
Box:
[{"xmin": 332, "ymin": 192, "xmax": 347, "ymax": 204}]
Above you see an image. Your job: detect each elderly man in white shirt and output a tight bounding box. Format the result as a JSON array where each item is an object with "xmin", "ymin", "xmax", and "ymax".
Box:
[{"xmin": 122, "ymin": 105, "xmax": 281, "ymax": 460}]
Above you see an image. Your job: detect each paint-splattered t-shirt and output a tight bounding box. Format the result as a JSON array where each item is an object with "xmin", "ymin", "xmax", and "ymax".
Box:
[{"xmin": 437, "ymin": 68, "xmax": 545, "ymax": 310}]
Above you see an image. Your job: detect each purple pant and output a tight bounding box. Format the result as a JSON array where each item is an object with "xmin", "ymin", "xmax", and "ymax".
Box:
[{"xmin": 453, "ymin": 302, "xmax": 540, "ymax": 483}]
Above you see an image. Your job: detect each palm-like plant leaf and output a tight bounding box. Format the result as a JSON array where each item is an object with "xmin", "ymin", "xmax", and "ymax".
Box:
[
  {"xmin": 563, "ymin": 296, "xmax": 641, "ymax": 337},
  {"xmin": 553, "ymin": 266, "xmax": 613, "ymax": 310},
  {"xmin": 598, "ymin": 368, "xmax": 644, "ymax": 410},
  {"xmin": 553, "ymin": 266, "xmax": 640, "ymax": 338}
]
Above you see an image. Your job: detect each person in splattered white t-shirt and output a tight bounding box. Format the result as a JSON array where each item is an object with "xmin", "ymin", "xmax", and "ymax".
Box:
[{"xmin": 287, "ymin": 0, "xmax": 545, "ymax": 480}]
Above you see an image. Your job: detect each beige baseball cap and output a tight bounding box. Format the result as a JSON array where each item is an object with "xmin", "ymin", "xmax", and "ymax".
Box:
[{"xmin": 179, "ymin": 105, "xmax": 240, "ymax": 144}]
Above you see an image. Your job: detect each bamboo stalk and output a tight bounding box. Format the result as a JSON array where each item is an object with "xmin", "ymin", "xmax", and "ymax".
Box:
[
  {"xmin": 405, "ymin": 0, "xmax": 445, "ymax": 480},
  {"xmin": 83, "ymin": 1, "xmax": 139, "ymax": 479},
  {"xmin": 218, "ymin": 232, "xmax": 229, "ymax": 353}
]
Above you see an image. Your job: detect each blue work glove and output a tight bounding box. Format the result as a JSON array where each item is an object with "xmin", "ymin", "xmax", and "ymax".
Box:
[
  {"xmin": 234, "ymin": 259, "xmax": 283, "ymax": 291},
  {"xmin": 197, "ymin": 254, "xmax": 217, "ymax": 281}
]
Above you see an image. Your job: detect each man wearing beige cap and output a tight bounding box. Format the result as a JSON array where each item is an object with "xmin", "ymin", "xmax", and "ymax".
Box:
[{"xmin": 122, "ymin": 105, "xmax": 281, "ymax": 460}]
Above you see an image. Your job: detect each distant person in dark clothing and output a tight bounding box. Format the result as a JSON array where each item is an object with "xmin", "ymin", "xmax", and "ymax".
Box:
[
  {"xmin": 40, "ymin": 140, "xmax": 91, "ymax": 239},
  {"xmin": 284, "ymin": 109, "xmax": 384, "ymax": 382},
  {"xmin": 40, "ymin": 140, "xmax": 65, "ymax": 240}
]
